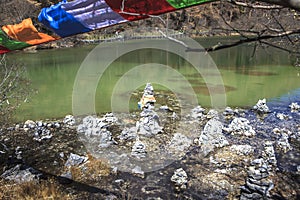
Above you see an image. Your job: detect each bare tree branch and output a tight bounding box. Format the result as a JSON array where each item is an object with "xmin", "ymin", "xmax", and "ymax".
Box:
[
  {"xmin": 186, "ymin": 29, "xmax": 300, "ymax": 53},
  {"xmin": 259, "ymin": 0, "xmax": 300, "ymax": 11},
  {"xmin": 228, "ymin": 0, "xmax": 283, "ymax": 9}
]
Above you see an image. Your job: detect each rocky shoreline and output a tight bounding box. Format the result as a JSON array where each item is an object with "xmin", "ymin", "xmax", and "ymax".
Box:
[{"xmin": 0, "ymin": 86, "xmax": 300, "ymax": 199}]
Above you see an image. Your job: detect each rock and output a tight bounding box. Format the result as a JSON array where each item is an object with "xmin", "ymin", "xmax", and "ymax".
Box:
[
  {"xmin": 276, "ymin": 132, "xmax": 292, "ymax": 153},
  {"xmin": 102, "ymin": 113, "xmax": 118, "ymax": 123},
  {"xmin": 253, "ymin": 98, "xmax": 270, "ymax": 113},
  {"xmin": 262, "ymin": 141, "xmax": 277, "ymax": 171},
  {"xmin": 138, "ymin": 83, "xmax": 156, "ymax": 110},
  {"xmin": 276, "ymin": 113, "xmax": 289, "ymax": 120},
  {"xmin": 65, "ymin": 153, "xmax": 88, "ymax": 167},
  {"xmin": 289, "ymin": 102, "xmax": 300, "ymax": 112},
  {"xmin": 159, "ymin": 105, "xmax": 170, "ymax": 111},
  {"xmin": 223, "ymin": 107, "xmax": 238, "ymax": 118},
  {"xmin": 132, "ymin": 166, "xmax": 145, "ymax": 178},
  {"xmin": 171, "ymin": 168, "xmax": 188, "ymax": 190},
  {"xmin": 190, "ymin": 105, "xmax": 205, "ymax": 119},
  {"xmin": 240, "ymin": 158, "xmax": 274, "ymax": 200},
  {"xmin": 1, "ymin": 164, "xmax": 42, "ymax": 183},
  {"xmin": 61, "ymin": 171, "xmax": 72, "ymax": 180},
  {"xmin": 171, "ymin": 112, "xmax": 178, "ymax": 120},
  {"xmin": 33, "ymin": 126, "xmax": 52, "ymax": 142},
  {"xmin": 23, "ymin": 120, "xmax": 36, "ymax": 131},
  {"xmin": 223, "ymin": 117, "xmax": 256, "ymax": 137},
  {"xmin": 206, "ymin": 109, "xmax": 219, "ymax": 119},
  {"xmin": 230, "ymin": 144, "xmax": 254, "ymax": 156},
  {"xmin": 77, "ymin": 115, "xmax": 115, "ymax": 148},
  {"xmin": 131, "ymin": 139, "xmax": 147, "ymax": 159},
  {"xmin": 118, "ymin": 126, "xmax": 137, "ymax": 141},
  {"xmin": 137, "ymin": 109, "xmax": 162, "ymax": 137},
  {"xmin": 0, "ymin": 142, "xmax": 8, "ymax": 154},
  {"xmin": 15, "ymin": 146, "xmax": 23, "ymax": 160},
  {"xmin": 199, "ymin": 118, "xmax": 229, "ymax": 155},
  {"xmin": 63, "ymin": 114, "xmax": 76, "ymax": 127},
  {"xmin": 168, "ymin": 133, "xmax": 192, "ymax": 155}
]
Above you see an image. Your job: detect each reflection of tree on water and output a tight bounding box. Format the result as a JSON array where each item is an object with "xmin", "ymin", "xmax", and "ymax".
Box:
[{"xmin": 0, "ymin": 55, "xmax": 32, "ymax": 125}]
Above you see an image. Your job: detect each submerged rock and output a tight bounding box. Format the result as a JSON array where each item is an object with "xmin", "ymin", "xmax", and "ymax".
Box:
[
  {"xmin": 223, "ymin": 117, "xmax": 256, "ymax": 137},
  {"xmin": 199, "ymin": 118, "xmax": 229, "ymax": 155},
  {"xmin": 253, "ymin": 98, "xmax": 270, "ymax": 114},
  {"xmin": 1, "ymin": 164, "xmax": 42, "ymax": 183},
  {"xmin": 171, "ymin": 168, "xmax": 188, "ymax": 190}
]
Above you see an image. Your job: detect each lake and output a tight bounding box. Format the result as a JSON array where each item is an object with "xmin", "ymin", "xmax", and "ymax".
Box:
[{"xmin": 7, "ymin": 37, "xmax": 300, "ymax": 121}]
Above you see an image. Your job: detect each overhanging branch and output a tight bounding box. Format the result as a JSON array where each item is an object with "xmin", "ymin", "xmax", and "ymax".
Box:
[
  {"xmin": 228, "ymin": 0, "xmax": 283, "ymax": 9},
  {"xmin": 186, "ymin": 29, "xmax": 300, "ymax": 53}
]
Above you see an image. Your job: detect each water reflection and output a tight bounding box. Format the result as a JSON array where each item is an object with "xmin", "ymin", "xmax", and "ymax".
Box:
[{"xmin": 7, "ymin": 38, "xmax": 300, "ymax": 121}]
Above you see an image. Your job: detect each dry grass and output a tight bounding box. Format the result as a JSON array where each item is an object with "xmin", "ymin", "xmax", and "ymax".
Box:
[
  {"xmin": 70, "ymin": 153, "xmax": 110, "ymax": 183},
  {"xmin": 0, "ymin": 178, "xmax": 74, "ymax": 200}
]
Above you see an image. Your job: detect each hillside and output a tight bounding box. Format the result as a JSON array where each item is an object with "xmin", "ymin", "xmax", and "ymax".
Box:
[{"xmin": 0, "ymin": 0, "xmax": 299, "ymax": 48}]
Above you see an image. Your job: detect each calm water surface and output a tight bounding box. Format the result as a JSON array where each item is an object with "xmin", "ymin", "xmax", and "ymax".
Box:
[{"xmin": 8, "ymin": 38, "xmax": 300, "ymax": 121}]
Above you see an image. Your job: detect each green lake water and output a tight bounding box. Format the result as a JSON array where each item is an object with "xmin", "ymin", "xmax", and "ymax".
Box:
[{"xmin": 7, "ymin": 38, "xmax": 300, "ymax": 121}]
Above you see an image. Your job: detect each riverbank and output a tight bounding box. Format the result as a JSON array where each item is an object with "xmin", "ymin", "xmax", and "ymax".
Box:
[{"xmin": 1, "ymin": 95, "xmax": 299, "ymax": 199}]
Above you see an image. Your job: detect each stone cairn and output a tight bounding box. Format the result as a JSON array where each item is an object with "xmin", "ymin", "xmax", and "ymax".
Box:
[
  {"xmin": 240, "ymin": 141, "xmax": 277, "ymax": 200},
  {"xmin": 199, "ymin": 110, "xmax": 229, "ymax": 156},
  {"xmin": 130, "ymin": 83, "xmax": 163, "ymax": 160},
  {"xmin": 136, "ymin": 83, "xmax": 162, "ymax": 137}
]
